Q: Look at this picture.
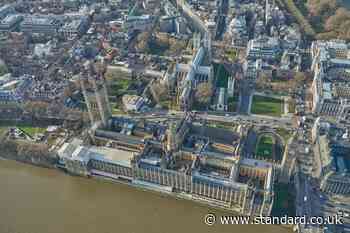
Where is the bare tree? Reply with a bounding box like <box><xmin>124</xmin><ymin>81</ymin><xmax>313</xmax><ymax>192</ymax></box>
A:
<box><xmin>195</xmin><ymin>83</ymin><xmax>214</xmax><ymax>104</ymax></box>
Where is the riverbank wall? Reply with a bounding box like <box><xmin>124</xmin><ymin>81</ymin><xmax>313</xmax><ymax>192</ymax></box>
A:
<box><xmin>0</xmin><ymin>139</ymin><xmax>292</xmax><ymax>231</ymax></box>
<box><xmin>90</xmin><ymin>172</ymin><xmax>244</xmax><ymax>214</ymax></box>
<box><xmin>0</xmin><ymin>153</ymin><xmax>293</xmax><ymax>231</ymax></box>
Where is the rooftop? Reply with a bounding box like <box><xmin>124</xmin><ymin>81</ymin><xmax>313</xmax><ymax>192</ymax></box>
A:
<box><xmin>89</xmin><ymin>146</ymin><xmax>134</xmax><ymax>168</ymax></box>
<box><xmin>62</xmin><ymin>19</ymin><xmax>83</xmax><ymax>29</ymax></box>
<box><xmin>58</xmin><ymin>139</ymin><xmax>135</xmax><ymax>168</ymax></box>
<box><xmin>122</xmin><ymin>94</ymin><xmax>144</xmax><ymax>105</ymax></box>
<box><xmin>0</xmin><ymin>4</ymin><xmax>12</xmax><ymax>14</ymax></box>
<box><xmin>189</xmin><ymin>125</ymin><xmax>240</xmax><ymax>145</ymax></box>
<box><xmin>22</xmin><ymin>15</ymin><xmax>59</xmax><ymax>26</ymax></box>
<box><xmin>0</xmin><ymin>14</ymin><xmax>22</xmax><ymax>24</ymax></box>
<box><xmin>127</xmin><ymin>15</ymin><xmax>152</xmax><ymax>21</ymax></box>
<box><xmin>241</xmin><ymin>158</ymin><xmax>273</xmax><ymax>169</ymax></box>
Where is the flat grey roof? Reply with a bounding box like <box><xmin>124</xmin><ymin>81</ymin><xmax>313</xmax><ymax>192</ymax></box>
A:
<box><xmin>89</xmin><ymin>147</ymin><xmax>134</xmax><ymax>167</ymax></box>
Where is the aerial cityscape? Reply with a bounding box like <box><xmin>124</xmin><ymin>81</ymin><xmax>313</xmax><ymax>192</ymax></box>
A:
<box><xmin>0</xmin><ymin>0</ymin><xmax>349</xmax><ymax>232</ymax></box>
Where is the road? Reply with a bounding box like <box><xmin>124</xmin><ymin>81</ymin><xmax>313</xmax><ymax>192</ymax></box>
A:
<box><xmin>291</xmin><ymin>106</ymin><xmax>349</xmax><ymax>233</ymax></box>
<box><xmin>118</xmin><ymin>110</ymin><xmax>295</xmax><ymax>129</ymax></box>
<box><xmin>293</xmin><ymin>111</ymin><xmax>322</xmax><ymax>233</ymax></box>
<box><xmin>295</xmin><ymin>170</ymin><xmax>323</xmax><ymax>233</ymax></box>
<box><xmin>238</xmin><ymin>78</ymin><xmax>254</xmax><ymax>115</ymax></box>
<box><xmin>215</xmin><ymin>0</ymin><xmax>229</xmax><ymax>40</ymax></box>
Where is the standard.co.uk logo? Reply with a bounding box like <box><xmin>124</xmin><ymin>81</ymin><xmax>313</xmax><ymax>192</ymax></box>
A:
<box><xmin>204</xmin><ymin>213</ymin><xmax>345</xmax><ymax>226</ymax></box>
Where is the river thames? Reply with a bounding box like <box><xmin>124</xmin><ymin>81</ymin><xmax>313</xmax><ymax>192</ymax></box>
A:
<box><xmin>0</xmin><ymin>159</ymin><xmax>291</xmax><ymax>233</ymax></box>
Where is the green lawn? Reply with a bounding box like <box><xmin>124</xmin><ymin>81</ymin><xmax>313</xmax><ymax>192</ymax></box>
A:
<box><xmin>0</xmin><ymin>121</ymin><xmax>48</xmax><ymax>138</ymax></box>
<box><xmin>110</xmin><ymin>102</ymin><xmax>124</xmax><ymax>115</ymax></box>
<box><xmin>19</xmin><ymin>127</ymin><xmax>46</xmax><ymax>137</ymax></box>
<box><xmin>112</xmin><ymin>107</ymin><xmax>123</xmax><ymax>115</ymax></box>
<box><xmin>276</xmin><ymin>127</ymin><xmax>292</xmax><ymax>142</ymax></box>
<box><xmin>0</xmin><ymin>127</ymin><xmax>8</xmax><ymax>136</ymax></box>
<box><xmin>228</xmin><ymin>96</ymin><xmax>238</xmax><ymax>112</ymax></box>
<box><xmin>214</xmin><ymin>63</ymin><xmax>230</xmax><ymax>88</ymax></box>
<box><xmin>192</xmin><ymin>102</ymin><xmax>207</xmax><ymax>111</ymax></box>
<box><xmin>256</xmin><ymin>135</ymin><xmax>274</xmax><ymax>159</ymax></box>
<box><xmin>109</xmin><ymin>79</ymin><xmax>132</xmax><ymax>97</ymax></box>
<box><xmin>225</xmin><ymin>49</ymin><xmax>237</xmax><ymax>61</ymax></box>
<box><xmin>272</xmin><ymin>183</ymin><xmax>296</xmax><ymax>217</ymax></box>
<box><xmin>118</xmin><ymin>79</ymin><xmax>130</xmax><ymax>89</ymax></box>
<box><xmin>251</xmin><ymin>95</ymin><xmax>283</xmax><ymax>117</ymax></box>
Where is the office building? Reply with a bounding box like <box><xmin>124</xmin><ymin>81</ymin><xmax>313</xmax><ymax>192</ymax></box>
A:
<box><xmin>313</xmin><ymin>119</ymin><xmax>350</xmax><ymax>195</ymax></box>
<box><xmin>311</xmin><ymin>40</ymin><xmax>350</xmax><ymax>120</ymax></box>
<box><xmin>0</xmin><ymin>15</ymin><xmax>23</xmax><ymax>32</ymax></box>
<box><xmin>21</xmin><ymin>15</ymin><xmax>62</xmax><ymax>35</ymax></box>
<box><xmin>247</xmin><ymin>36</ymin><xmax>281</xmax><ymax>61</ymax></box>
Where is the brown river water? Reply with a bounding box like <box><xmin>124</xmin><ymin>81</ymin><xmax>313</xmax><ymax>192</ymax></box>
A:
<box><xmin>0</xmin><ymin>159</ymin><xmax>291</xmax><ymax>233</ymax></box>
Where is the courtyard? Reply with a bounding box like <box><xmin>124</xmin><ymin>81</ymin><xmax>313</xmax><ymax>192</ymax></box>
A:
<box><xmin>256</xmin><ymin>135</ymin><xmax>274</xmax><ymax>159</ymax></box>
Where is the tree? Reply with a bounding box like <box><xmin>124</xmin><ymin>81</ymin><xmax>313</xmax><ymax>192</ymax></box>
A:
<box><xmin>0</xmin><ymin>140</ymin><xmax>17</xmax><ymax>155</ymax></box>
<box><xmin>63</xmin><ymin>85</ymin><xmax>73</xmax><ymax>98</ymax></box>
<box><xmin>135</xmin><ymin>32</ymin><xmax>150</xmax><ymax>51</ymax></box>
<box><xmin>17</xmin><ymin>142</ymin><xmax>48</xmax><ymax>158</ymax></box>
<box><xmin>306</xmin><ymin>0</ymin><xmax>350</xmax><ymax>40</ymax></box>
<box><xmin>307</xmin><ymin>0</ymin><xmax>337</xmax><ymax>17</ymax></box>
<box><xmin>168</xmin><ymin>40</ymin><xmax>186</xmax><ymax>56</ymax></box>
<box><xmin>256</xmin><ymin>73</ymin><xmax>271</xmax><ymax>90</ymax></box>
<box><xmin>195</xmin><ymin>83</ymin><xmax>213</xmax><ymax>104</ymax></box>
<box><xmin>24</xmin><ymin>101</ymin><xmax>49</xmax><ymax>119</ymax></box>
<box><xmin>150</xmin><ymin>82</ymin><xmax>168</xmax><ymax>103</ymax></box>
<box><xmin>325</xmin><ymin>8</ymin><xmax>350</xmax><ymax>31</ymax></box>
<box><xmin>338</xmin><ymin>20</ymin><xmax>350</xmax><ymax>40</ymax></box>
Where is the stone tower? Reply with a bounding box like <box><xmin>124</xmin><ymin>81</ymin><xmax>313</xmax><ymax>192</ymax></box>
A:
<box><xmin>193</xmin><ymin>32</ymin><xmax>201</xmax><ymax>52</ymax></box>
<box><xmin>166</xmin><ymin>121</ymin><xmax>177</xmax><ymax>152</ymax></box>
<box><xmin>227</xmin><ymin>76</ymin><xmax>235</xmax><ymax>97</ymax></box>
<box><xmin>80</xmin><ymin>61</ymin><xmax>111</xmax><ymax>128</ymax></box>
<box><xmin>203</xmin><ymin>32</ymin><xmax>212</xmax><ymax>63</ymax></box>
